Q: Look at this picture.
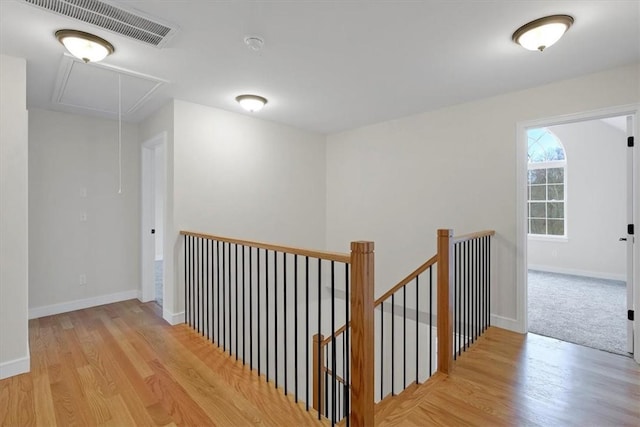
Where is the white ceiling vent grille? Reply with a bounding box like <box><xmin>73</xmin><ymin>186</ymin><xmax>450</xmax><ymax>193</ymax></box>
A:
<box><xmin>24</xmin><ymin>0</ymin><xmax>177</xmax><ymax>47</ymax></box>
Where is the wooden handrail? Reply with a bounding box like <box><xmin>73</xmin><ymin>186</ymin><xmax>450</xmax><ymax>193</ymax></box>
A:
<box><xmin>180</xmin><ymin>230</ymin><xmax>351</xmax><ymax>263</ymax></box>
<box><xmin>321</xmin><ymin>253</ymin><xmax>438</xmax><ymax>347</ymax></box>
<box><xmin>452</xmin><ymin>229</ymin><xmax>495</xmax><ymax>244</ymax></box>
<box><xmin>374</xmin><ymin>254</ymin><xmax>438</xmax><ymax>306</ymax></box>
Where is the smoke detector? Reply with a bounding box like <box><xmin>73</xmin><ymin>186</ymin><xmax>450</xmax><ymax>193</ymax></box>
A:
<box><xmin>244</xmin><ymin>36</ymin><xmax>264</xmax><ymax>51</ymax></box>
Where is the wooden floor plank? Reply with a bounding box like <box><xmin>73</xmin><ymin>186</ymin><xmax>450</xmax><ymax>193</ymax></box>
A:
<box><xmin>377</xmin><ymin>327</ymin><xmax>640</xmax><ymax>426</ymax></box>
<box><xmin>3</xmin><ymin>301</ymin><xmax>638</xmax><ymax>426</ymax></box>
<box><xmin>1</xmin><ymin>300</ymin><xmax>327</xmax><ymax>427</ymax></box>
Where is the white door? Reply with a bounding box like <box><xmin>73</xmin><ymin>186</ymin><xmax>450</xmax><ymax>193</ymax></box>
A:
<box><xmin>141</xmin><ymin>133</ymin><xmax>166</xmax><ymax>304</ymax></box>
<box><xmin>624</xmin><ymin>115</ymin><xmax>635</xmax><ymax>354</ymax></box>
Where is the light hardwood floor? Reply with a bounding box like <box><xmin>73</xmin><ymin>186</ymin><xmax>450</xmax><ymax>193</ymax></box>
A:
<box><xmin>2</xmin><ymin>301</ymin><xmax>639</xmax><ymax>426</ymax></box>
<box><xmin>0</xmin><ymin>300</ymin><xmax>327</xmax><ymax>426</ymax></box>
<box><xmin>375</xmin><ymin>327</ymin><xmax>640</xmax><ymax>426</ymax></box>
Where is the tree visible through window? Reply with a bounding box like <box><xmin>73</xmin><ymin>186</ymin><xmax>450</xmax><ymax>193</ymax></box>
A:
<box><xmin>527</xmin><ymin>128</ymin><xmax>566</xmax><ymax>236</ymax></box>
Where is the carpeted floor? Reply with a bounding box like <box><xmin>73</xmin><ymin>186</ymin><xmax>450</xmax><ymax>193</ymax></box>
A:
<box><xmin>155</xmin><ymin>259</ymin><xmax>163</xmax><ymax>307</ymax></box>
<box><xmin>528</xmin><ymin>270</ymin><xmax>628</xmax><ymax>356</ymax></box>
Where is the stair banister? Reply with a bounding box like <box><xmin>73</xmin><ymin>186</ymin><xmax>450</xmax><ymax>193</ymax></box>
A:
<box><xmin>437</xmin><ymin>229</ymin><xmax>454</xmax><ymax>374</ymax></box>
<box><xmin>349</xmin><ymin>241</ymin><xmax>375</xmax><ymax>427</ymax></box>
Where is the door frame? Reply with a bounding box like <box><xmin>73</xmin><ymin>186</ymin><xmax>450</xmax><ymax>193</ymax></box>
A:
<box><xmin>515</xmin><ymin>103</ymin><xmax>639</xmax><ymax>363</ymax></box>
<box><xmin>141</xmin><ymin>132</ymin><xmax>167</xmax><ymax>303</ymax></box>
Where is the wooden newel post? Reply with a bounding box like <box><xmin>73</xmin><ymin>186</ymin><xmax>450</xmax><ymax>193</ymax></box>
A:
<box><xmin>350</xmin><ymin>241</ymin><xmax>375</xmax><ymax>427</ymax></box>
<box><xmin>312</xmin><ymin>334</ymin><xmax>325</xmax><ymax>414</ymax></box>
<box><xmin>437</xmin><ymin>229</ymin><xmax>454</xmax><ymax>374</ymax></box>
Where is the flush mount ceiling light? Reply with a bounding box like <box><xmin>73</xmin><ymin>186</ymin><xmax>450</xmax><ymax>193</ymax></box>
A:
<box><xmin>55</xmin><ymin>29</ymin><xmax>115</xmax><ymax>63</ymax></box>
<box><xmin>512</xmin><ymin>15</ymin><xmax>574</xmax><ymax>52</ymax></box>
<box><xmin>236</xmin><ymin>94</ymin><xmax>268</xmax><ymax>112</ymax></box>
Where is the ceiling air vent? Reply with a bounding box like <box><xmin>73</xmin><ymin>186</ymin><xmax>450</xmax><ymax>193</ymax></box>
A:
<box><xmin>23</xmin><ymin>0</ymin><xmax>177</xmax><ymax>47</ymax></box>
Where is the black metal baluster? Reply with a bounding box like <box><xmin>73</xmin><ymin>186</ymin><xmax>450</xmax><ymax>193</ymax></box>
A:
<box><xmin>249</xmin><ymin>247</ymin><xmax>253</xmax><ymax>370</ymax></box>
<box><xmin>476</xmin><ymin>238</ymin><xmax>480</xmax><ymax>340</ymax></box>
<box><xmin>228</xmin><ymin>242</ymin><xmax>232</xmax><ymax>355</ymax></box>
<box><xmin>380</xmin><ymin>302</ymin><xmax>384</xmax><ymax>399</ymax></box>
<box><xmin>317</xmin><ymin>258</ymin><xmax>321</xmax><ymax>420</ymax></box>
<box><xmin>217</xmin><ymin>240</ymin><xmax>221</xmax><ymax>346</ymax></box>
<box><xmin>429</xmin><ymin>267</ymin><xmax>432</xmax><ymax>376</ymax></box>
<box><xmin>205</xmin><ymin>238</ymin><xmax>209</xmax><ymax>340</ymax></box>
<box><xmin>331</xmin><ymin>261</ymin><xmax>336</xmax><ymax>424</ymax></box>
<box><xmin>235</xmin><ymin>244</ymin><xmax>239</xmax><ymax>360</ymax></box>
<box><xmin>200</xmin><ymin>237</ymin><xmax>204</xmax><ymax>335</ymax></box>
<box><xmin>415</xmin><ymin>275</ymin><xmax>419</xmax><ymax>383</ymax></box>
<box><xmin>294</xmin><ymin>255</ymin><xmax>298</xmax><ymax>402</ymax></box>
<box><xmin>391</xmin><ymin>293</ymin><xmax>395</xmax><ymax>396</ymax></box>
<box><xmin>275</xmin><ymin>251</ymin><xmax>278</xmax><ymax>389</ymax></box>
<box><xmin>305</xmin><ymin>256</ymin><xmax>309</xmax><ymax>411</ymax></box>
<box><xmin>284</xmin><ymin>253</ymin><xmax>288</xmax><ymax>396</ymax></box>
<box><xmin>465</xmin><ymin>241</ymin><xmax>469</xmax><ymax>350</ymax></box>
<box><xmin>196</xmin><ymin>237</ymin><xmax>200</xmax><ymax>333</ymax></box>
<box><xmin>191</xmin><ymin>235</ymin><xmax>195</xmax><ymax>328</ymax></box>
<box><xmin>242</xmin><ymin>245</ymin><xmax>246</xmax><ymax>364</ymax></box>
<box><xmin>185</xmin><ymin>235</ymin><xmax>188</xmax><ymax>326</ymax></box>
<box><xmin>345</xmin><ymin>263</ymin><xmax>350</xmax><ymax>426</ymax></box>
<box><xmin>266</xmin><ymin>250</ymin><xmax>270</xmax><ymax>383</ymax></box>
<box><xmin>454</xmin><ymin>243</ymin><xmax>458</xmax><ymax>357</ymax></box>
<box><xmin>185</xmin><ymin>235</ymin><xmax>189</xmax><ymax>326</ymax></box>
<box><xmin>222</xmin><ymin>242</ymin><xmax>226</xmax><ymax>351</ymax></box>
<box><xmin>486</xmin><ymin>236</ymin><xmax>490</xmax><ymax>330</ymax></box>
<box><xmin>257</xmin><ymin>248</ymin><xmax>261</xmax><ymax>376</ymax></box>
<box><xmin>403</xmin><ymin>285</ymin><xmax>406</xmax><ymax>389</ymax></box>
<box><xmin>488</xmin><ymin>236</ymin><xmax>492</xmax><ymax>327</ymax></box>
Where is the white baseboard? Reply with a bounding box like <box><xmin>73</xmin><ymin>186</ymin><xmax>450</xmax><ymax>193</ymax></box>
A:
<box><xmin>29</xmin><ymin>290</ymin><xmax>138</xmax><ymax>319</ymax></box>
<box><xmin>528</xmin><ymin>264</ymin><xmax>625</xmax><ymax>281</ymax></box>
<box><xmin>491</xmin><ymin>314</ymin><xmax>523</xmax><ymax>333</ymax></box>
<box><xmin>0</xmin><ymin>354</ymin><xmax>30</xmax><ymax>380</ymax></box>
<box><xmin>163</xmin><ymin>309</ymin><xmax>184</xmax><ymax>325</ymax></box>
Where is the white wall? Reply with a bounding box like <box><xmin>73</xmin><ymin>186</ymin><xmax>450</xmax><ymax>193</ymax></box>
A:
<box><xmin>172</xmin><ymin>100</ymin><xmax>327</xmax><ymax>316</ymax></box>
<box><xmin>28</xmin><ymin>109</ymin><xmax>140</xmax><ymax>316</ymax></box>
<box><xmin>326</xmin><ymin>63</ymin><xmax>640</xmax><ymax>327</ymax></box>
<box><xmin>528</xmin><ymin>120</ymin><xmax>627</xmax><ymax>280</ymax></box>
<box><xmin>0</xmin><ymin>54</ymin><xmax>30</xmax><ymax>379</ymax></box>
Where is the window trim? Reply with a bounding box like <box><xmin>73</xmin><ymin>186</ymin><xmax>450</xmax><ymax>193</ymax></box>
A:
<box><xmin>527</xmin><ymin>129</ymin><xmax>567</xmax><ymax>238</ymax></box>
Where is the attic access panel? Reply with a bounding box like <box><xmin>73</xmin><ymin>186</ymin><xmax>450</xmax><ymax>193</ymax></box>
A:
<box><xmin>52</xmin><ymin>55</ymin><xmax>166</xmax><ymax>116</ymax></box>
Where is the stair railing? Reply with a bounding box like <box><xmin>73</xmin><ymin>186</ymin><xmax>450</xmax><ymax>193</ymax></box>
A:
<box><xmin>180</xmin><ymin>231</ymin><xmax>374</xmax><ymax>426</ymax></box>
<box><xmin>181</xmin><ymin>229</ymin><xmax>494</xmax><ymax>427</ymax></box>
<box><xmin>314</xmin><ymin>229</ymin><xmax>495</xmax><ymax>424</ymax></box>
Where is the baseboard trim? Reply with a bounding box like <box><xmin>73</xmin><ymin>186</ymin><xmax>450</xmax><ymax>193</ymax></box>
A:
<box><xmin>163</xmin><ymin>309</ymin><xmax>184</xmax><ymax>325</ymax></box>
<box><xmin>29</xmin><ymin>290</ymin><xmax>138</xmax><ymax>319</ymax></box>
<box><xmin>0</xmin><ymin>354</ymin><xmax>30</xmax><ymax>380</ymax></box>
<box><xmin>491</xmin><ymin>314</ymin><xmax>522</xmax><ymax>333</ymax></box>
<box><xmin>528</xmin><ymin>265</ymin><xmax>625</xmax><ymax>282</ymax></box>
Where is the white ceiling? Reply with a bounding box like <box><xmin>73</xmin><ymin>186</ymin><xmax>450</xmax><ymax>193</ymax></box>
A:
<box><xmin>1</xmin><ymin>0</ymin><xmax>638</xmax><ymax>134</ymax></box>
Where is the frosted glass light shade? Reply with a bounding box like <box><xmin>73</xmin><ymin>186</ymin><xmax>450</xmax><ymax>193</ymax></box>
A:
<box><xmin>236</xmin><ymin>94</ymin><xmax>268</xmax><ymax>112</ymax></box>
<box><xmin>512</xmin><ymin>15</ymin><xmax>574</xmax><ymax>51</ymax></box>
<box><xmin>55</xmin><ymin>30</ymin><xmax>114</xmax><ymax>63</ymax></box>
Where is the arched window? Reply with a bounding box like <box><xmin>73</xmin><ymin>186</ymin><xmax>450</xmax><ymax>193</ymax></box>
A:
<box><xmin>527</xmin><ymin>128</ymin><xmax>566</xmax><ymax>236</ymax></box>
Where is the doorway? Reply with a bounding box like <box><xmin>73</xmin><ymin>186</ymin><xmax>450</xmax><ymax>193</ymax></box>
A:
<box><xmin>142</xmin><ymin>133</ymin><xmax>166</xmax><ymax>306</ymax></box>
<box><xmin>516</xmin><ymin>106</ymin><xmax>638</xmax><ymax>360</ymax></box>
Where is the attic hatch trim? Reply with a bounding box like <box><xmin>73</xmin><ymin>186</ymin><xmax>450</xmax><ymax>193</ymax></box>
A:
<box><xmin>23</xmin><ymin>0</ymin><xmax>178</xmax><ymax>47</ymax></box>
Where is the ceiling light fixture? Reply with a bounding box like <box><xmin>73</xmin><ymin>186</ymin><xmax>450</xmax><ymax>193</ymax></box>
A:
<box><xmin>236</xmin><ymin>94</ymin><xmax>268</xmax><ymax>112</ymax></box>
<box><xmin>55</xmin><ymin>29</ymin><xmax>115</xmax><ymax>63</ymax></box>
<box><xmin>512</xmin><ymin>15</ymin><xmax>574</xmax><ymax>52</ymax></box>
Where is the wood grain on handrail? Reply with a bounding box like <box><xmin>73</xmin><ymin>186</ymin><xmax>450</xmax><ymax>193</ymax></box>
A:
<box><xmin>180</xmin><ymin>230</ymin><xmax>350</xmax><ymax>263</ymax></box>
<box><xmin>320</xmin><ymin>253</ymin><xmax>438</xmax><ymax>347</ymax></box>
<box><xmin>452</xmin><ymin>229</ymin><xmax>495</xmax><ymax>244</ymax></box>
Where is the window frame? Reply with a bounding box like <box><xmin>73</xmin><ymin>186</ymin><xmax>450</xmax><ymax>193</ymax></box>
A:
<box><xmin>527</xmin><ymin>130</ymin><xmax>568</xmax><ymax>239</ymax></box>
